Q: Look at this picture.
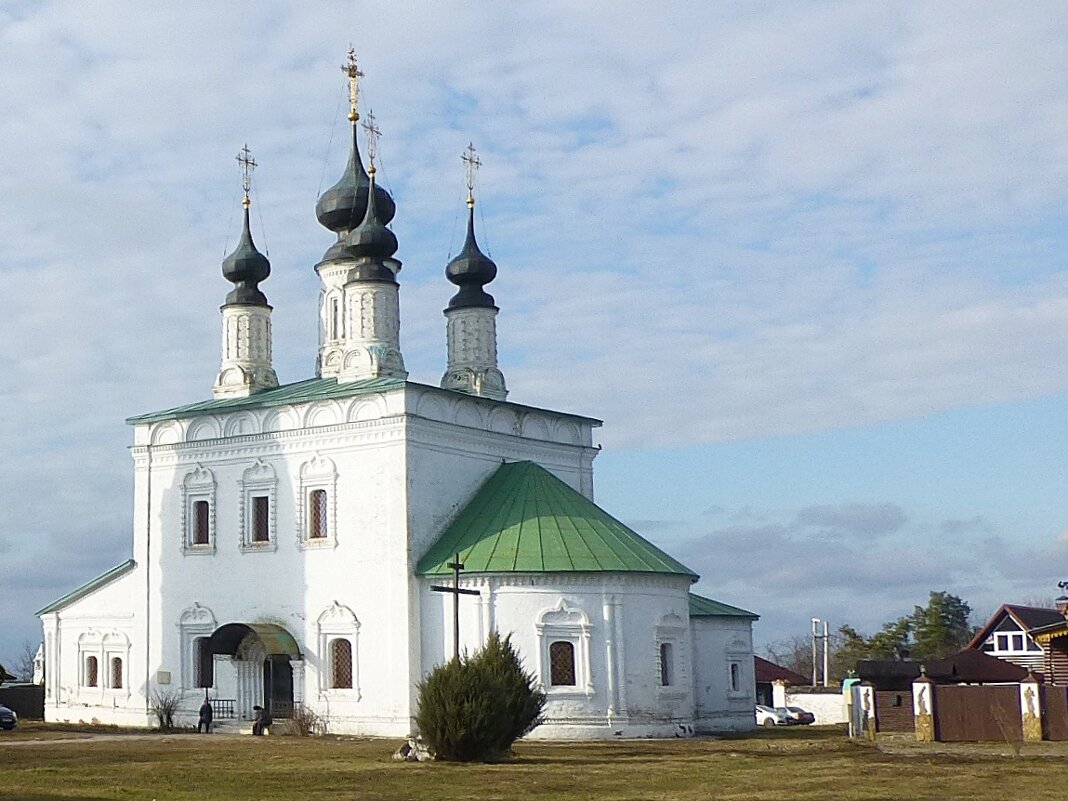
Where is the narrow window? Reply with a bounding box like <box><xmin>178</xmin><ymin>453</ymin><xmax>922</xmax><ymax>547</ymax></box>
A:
<box><xmin>252</xmin><ymin>496</ymin><xmax>270</xmax><ymax>542</ymax></box>
<box><xmin>309</xmin><ymin>489</ymin><xmax>328</xmax><ymax>539</ymax></box>
<box><xmin>85</xmin><ymin>656</ymin><xmax>98</xmax><ymax>687</ymax></box>
<box><xmin>111</xmin><ymin>657</ymin><xmax>123</xmax><ymax>689</ymax></box>
<box><xmin>660</xmin><ymin>642</ymin><xmax>674</xmax><ymax>686</ymax></box>
<box><xmin>195</xmin><ymin>637</ymin><xmax>214</xmax><ymax>688</ymax></box>
<box><xmin>193</xmin><ymin>500</ymin><xmax>210</xmax><ymax>545</ymax></box>
<box><xmin>549</xmin><ymin>641</ymin><xmax>576</xmax><ymax>686</ymax></box>
<box><xmin>330</xmin><ymin>639</ymin><xmax>353</xmax><ymax>689</ymax></box>
<box><xmin>730</xmin><ymin>661</ymin><xmax>740</xmax><ymax>692</ymax></box>
<box><xmin>330</xmin><ymin>297</ymin><xmax>340</xmax><ymax>340</ymax></box>
<box><xmin>1011</xmin><ymin>634</ymin><xmax>1025</xmax><ymax>651</ymax></box>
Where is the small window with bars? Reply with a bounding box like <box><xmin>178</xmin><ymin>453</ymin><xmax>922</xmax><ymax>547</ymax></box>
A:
<box><xmin>252</xmin><ymin>496</ymin><xmax>270</xmax><ymax>543</ymax></box>
<box><xmin>192</xmin><ymin>500</ymin><xmax>210</xmax><ymax>545</ymax></box>
<box><xmin>309</xmin><ymin>490</ymin><xmax>328</xmax><ymax>539</ymax></box>
<box><xmin>85</xmin><ymin>655</ymin><xmax>98</xmax><ymax>687</ymax></box>
<box><xmin>330</xmin><ymin>638</ymin><xmax>353</xmax><ymax>689</ymax></box>
<box><xmin>110</xmin><ymin>656</ymin><xmax>123</xmax><ymax>689</ymax></box>
<box><xmin>549</xmin><ymin>641</ymin><xmax>576</xmax><ymax>686</ymax></box>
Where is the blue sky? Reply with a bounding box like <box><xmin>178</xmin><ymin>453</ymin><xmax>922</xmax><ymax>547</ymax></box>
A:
<box><xmin>2</xmin><ymin>1</ymin><xmax>1068</xmax><ymax>669</ymax></box>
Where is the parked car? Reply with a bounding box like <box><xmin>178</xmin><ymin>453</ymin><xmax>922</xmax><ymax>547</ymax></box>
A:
<box><xmin>755</xmin><ymin>704</ymin><xmax>791</xmax><ymax>726</ymax></box>
<box><xmin>0</xmin><ymin>704</ymin><xmax>17</xmax><ymax>731</ymax></box>
<box><xmin>784</xmin><ymin>705</ymin><xmax>815</xmax><ymax>725</ymax></box>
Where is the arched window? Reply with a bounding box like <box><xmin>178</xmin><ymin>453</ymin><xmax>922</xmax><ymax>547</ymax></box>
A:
<box><xmin>330</xmin><ymin>639</ymin><xmax>353</xmax><ymax>689</ymax></box>
<box><xmin>549</xmin><ymin>641</ymin><xmax>576</xmax><ymax>686</ymax></box>
<box><xmin>309</xmin><ymin>490</ymin><xmax>328</xmax><ymax>539</ymax></box>
<box><xmin>85</xmin><ymin>656</ymin><xmax>98</xmax><ymax>687</ymax></box>
<box><xmin>659</xmin><ymin>642</ymin><xmax>674</xmax><ymax>686</ymax></box>
<box><xmin>193</xmin><ymin>501</ymin><xmax>210</xmax><ymax>545</ymax></box>
<box><xmin>110</xmin><ymin>656</ymin><xmax>123</xmax><ymax>689</ymax></box>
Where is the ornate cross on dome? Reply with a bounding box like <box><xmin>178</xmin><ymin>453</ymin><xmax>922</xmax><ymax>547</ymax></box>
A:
<box><xmin>362</xmin><ymin>110</ymin><xmax>381</xmax><ymax>170</ymax></box>
<box><xmin>462</xmin><ymin>142</ymin><xmax>481</xmax><ymax>207</ymax></box>
<box><xmin>237</xmin><ymin>144</ymin><xmax>257</xmax><ymax>208</ymax></box>
<box><xmin>342</xmin><ymin>47</ymin><xmax>363</xmax><ymax>122</ymax></box>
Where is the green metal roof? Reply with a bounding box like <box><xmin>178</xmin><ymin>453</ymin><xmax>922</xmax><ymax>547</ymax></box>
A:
<box><xmin>126</xmin><ymin>376</ymin><xmax>405</xmax><ymax>425</ymax></box>
<box><xmin>36</xmin><ymin>559</ymin><xmax>137</xmax><ymax>616</ymax></box>
<box><xmin>125</xmin><ymin>377</ymin><xmax>601</xmax><ymax>427</ymax></box>
<box><xmin>688</xmin><ymin>592</ymin><xmax>759</xmax><ymax>620</ymax></box>
<box><xmin>417</xmin><ymin>461</ymin><xmax>697</xmax><ymax>578</ymax></box>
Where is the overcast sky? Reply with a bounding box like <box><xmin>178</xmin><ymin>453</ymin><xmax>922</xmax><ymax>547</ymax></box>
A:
<box><xmin>2</xmin><ymin>1</ymin><xmax>1068</xmax><ymax>671</ymax></box>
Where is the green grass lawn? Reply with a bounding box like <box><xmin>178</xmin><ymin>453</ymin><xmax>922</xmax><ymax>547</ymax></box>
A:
<box><xmin>1</xmin><ymin>724</ymin><xmax>1062</xmax><ymax>801</ymax></box>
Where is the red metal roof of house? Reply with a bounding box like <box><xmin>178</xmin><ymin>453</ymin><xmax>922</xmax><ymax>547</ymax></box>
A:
<box><xmin>754</xmin><ymin>655</ymin><xmax>809</xmax><ymax>685</ymax></box>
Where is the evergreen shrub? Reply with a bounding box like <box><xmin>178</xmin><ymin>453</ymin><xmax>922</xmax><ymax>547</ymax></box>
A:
<box><xmin>415</xmin><ymin>632</ymin><xmax>545</xmax><ymax>762</ymax></box>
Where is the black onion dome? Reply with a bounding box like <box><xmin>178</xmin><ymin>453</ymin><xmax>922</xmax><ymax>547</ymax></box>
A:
<box><xmin>222</xmin><ymin>207</ymin><xmax>270</xmax><ymax>306</ymax></box>
<box><xmin>446</xmin><ymin>206</ymin><xmax>497</xmax><ymax>309</ymax></box>
<box><xmin>316</xmin><ymin>123</ymin><xmax>396</xmax><ymax>233</ymax></box>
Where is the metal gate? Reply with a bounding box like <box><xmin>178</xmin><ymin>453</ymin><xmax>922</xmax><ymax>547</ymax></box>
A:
<box><xmin>1042</xmin><ymin>685</ymin><xmax>1068</xmax><ymax>741</ymax></box>
<box><xmin>935</xmin><ymin>685</ymin><xmax>1021</xmax><ymax>742</ymax></box>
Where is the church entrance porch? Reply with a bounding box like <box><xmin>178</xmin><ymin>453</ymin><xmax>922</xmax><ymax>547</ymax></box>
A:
<box><xmin>206</xmin><ymin>623</ymin><xmax>301</xmax><ymax>720</ymax></box>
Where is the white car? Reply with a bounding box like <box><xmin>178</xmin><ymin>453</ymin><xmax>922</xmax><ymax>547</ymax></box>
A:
<box><xmin>755</xmin><ymin>704</ymin><xmax>791</xmax><ymax>727</ymax></box>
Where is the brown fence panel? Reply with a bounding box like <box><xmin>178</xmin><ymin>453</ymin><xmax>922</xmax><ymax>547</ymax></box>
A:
<box><xmin>935</xmin><ymin>685</ymin><xmax>1021</xmax><ymax>742</ymax></box>
<box><xmin>0</xmin><ymin>685</ymin><xmax>45</xmax><ymax>719</ymax></box>
<box><xmin>874</xmin><ymin>690</ymin><xmax>914</xmax><ymax>732</ymax></box>
<box><xmin>1042</xmin><ymin>685</ymin><xmax>1068</xmax><ymax>741</ymax></box>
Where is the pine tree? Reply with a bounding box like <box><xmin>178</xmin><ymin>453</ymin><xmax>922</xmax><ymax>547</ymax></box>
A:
<box><xmin>415</xmin><ymin>632</ymin><xmax>545</xmax><ymax>762</ymax></box>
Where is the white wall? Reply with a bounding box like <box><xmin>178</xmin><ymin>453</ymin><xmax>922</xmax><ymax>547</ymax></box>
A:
<box><xmin>691</xmin><ymin>617</ymin><xmax>756</xmax><ymax>733</ymax></box>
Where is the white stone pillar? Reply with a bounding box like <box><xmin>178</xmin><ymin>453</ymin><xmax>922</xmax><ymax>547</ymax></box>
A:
<box><xmin>602</xmin><ymin>595</ymin><xmax>618</xmax><ymax>720</ymax></box>
<box><xmin>213</xmin><ymin>305</ymin><xmax>278</xmax><ymax>399</ymax></box>
<box><xmin>1021</xmin><ymin>672</ymin><xmax>1042</xmax><ymax>742</ymax></box>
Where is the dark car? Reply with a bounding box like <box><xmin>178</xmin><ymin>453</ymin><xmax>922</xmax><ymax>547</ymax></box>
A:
<box><xmin>784</xmin><ymin>705</ymin><xmax>815</xmax><ymax>725</ymax></box>
<box><xmin>0</xmin><ymin>704</ymin><xmax>17</xmax><ymax>730</ymax></box>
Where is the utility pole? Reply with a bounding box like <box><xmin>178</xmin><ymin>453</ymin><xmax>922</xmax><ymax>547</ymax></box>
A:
<box><xmin>811</xmin><ymin>617</ymin><xmax>831</xmax><ymax>687</ymax></box>
<box><xmin>823</xmin><ymin>619</ymin><xmax>830</xmax><ymax>688</ymax></box>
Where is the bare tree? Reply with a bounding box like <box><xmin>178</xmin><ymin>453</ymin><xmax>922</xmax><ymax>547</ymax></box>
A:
<box><xmin>13</xmin><ymin>640</ymin><xmax>39</xmax><ymax>682</ymax></box>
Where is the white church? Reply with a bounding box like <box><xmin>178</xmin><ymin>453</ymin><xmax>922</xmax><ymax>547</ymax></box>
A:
<box><xmin>37</xmin><ymin>55</ymin><xmax>759</xmax><ymax>738</ymax></box>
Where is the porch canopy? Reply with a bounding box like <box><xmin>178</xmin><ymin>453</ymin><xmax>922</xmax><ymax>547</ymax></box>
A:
<box><xmin>208</xmin><ymin>622</ymin><xmax>301</xmax><ymax>658</ymax></box>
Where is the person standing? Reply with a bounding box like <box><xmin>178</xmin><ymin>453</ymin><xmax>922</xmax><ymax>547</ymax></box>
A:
<box><xmin>197</xmin><ymin>698</ymin><xmax>213</xmax><ymax>733</ymax></box>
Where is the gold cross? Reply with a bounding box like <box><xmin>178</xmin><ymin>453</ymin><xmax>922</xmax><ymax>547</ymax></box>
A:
<box><xmin>462</xmin><ymin>142</ymin><xmax>481</xmax><ymax>206</ymax></box>
<box><xmin>342</xmin><ymin>47</ymin><xmax>363</xmax><ymax>122</ymax></box>
<box><xmin>237</xmin><ymin>144</ymin><xmax>257</xmax><ymax>207</ymax></box>
<box><xmin>362</xmin><ymin>110</ymin><xmax>381</xmax><ymax>171</ymax></box>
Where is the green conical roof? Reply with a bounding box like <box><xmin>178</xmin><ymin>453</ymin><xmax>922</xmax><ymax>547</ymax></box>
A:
<box><xmin>417</xmin><ymin>461</ymin><xmax>697</xmax><ymax>578</ymax></box>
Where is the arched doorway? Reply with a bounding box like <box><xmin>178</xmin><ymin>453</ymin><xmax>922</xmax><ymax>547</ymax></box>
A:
<box><xmin>206</xmin><ymin>623</ymin><xmax>300</xmax><ymax>720</ymax></box>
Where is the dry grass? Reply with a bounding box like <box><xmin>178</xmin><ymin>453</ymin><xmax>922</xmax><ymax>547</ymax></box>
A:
<box><xmin>1</xmin><ymin>724</ymin><xmax>1062</xmax><ymax>801</ymax></box>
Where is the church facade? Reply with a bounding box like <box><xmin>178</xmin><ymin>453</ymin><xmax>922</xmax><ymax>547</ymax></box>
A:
<box><xmin>37</xmin><ymin>57</ymin><xmax>758</xmax><ymax>739</ymax></box>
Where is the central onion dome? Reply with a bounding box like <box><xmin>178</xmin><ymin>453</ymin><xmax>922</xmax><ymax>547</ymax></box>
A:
<box><xmin>445</xmin><ymin>203</ymin><xmax>497</xmax><ymax>309</ymax></box>
<box><xmin>222</xmin><ymin>204</ymin><xmax>270</xmax><ymax>306</ymax></box>
<box><xmin>316</xmin><ymin>123</ymin><xmax>396</xmax><ymax>238</ymax></box>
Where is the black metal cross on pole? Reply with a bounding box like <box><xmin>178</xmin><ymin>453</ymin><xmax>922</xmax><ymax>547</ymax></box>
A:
<box><xmin>430</xmin><ymin>552</ymin><xmax>481</xmax><ymax>661</ymax></box>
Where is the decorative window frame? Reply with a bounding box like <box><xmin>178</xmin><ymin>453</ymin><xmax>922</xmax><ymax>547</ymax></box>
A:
<box><xmin>181</xmin><ymin>464</ymin><xmax>216</xmax><ymax>554</ymax></box>
<box><xmin>77</xmin><ymin>630</ymin><xmax>129</xmax><ymax>698</ymax></box>
<box><xmin>536</xmin><ymin>599</ymin><xmax>593</xmax><ymax>698</ymax></box>
<box><xmin>178</xmin><ymin>603</ymin><xmax>217</xmax><ymax>691</ymax></box>
<box><xmin>655</xmin><ymin>611</ymin><xmax>688</xmax><ymax>700</ymax></box>
<box><xmin>239</xmin><ymin>459</ymin><xmax>278</xmax><ymax>552</ymax></box>
<box><xmin>725</xmin><ymin>634</ymin><xmax>752</xmax><ymax>700</ymax></box>
<box><xmin>297</xmin><ymin>454</ymin><xmax>338</xmax><ymax>550</ymax></box>
<box><xmin>317</xmin><ymin>602</ymin><xmax>361</xmax><ymax>700</ymax></box>
<box><xmin>102</xmin><ymin>632</ymin><xmax>131</xmax><ymax>695</ymax></box>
